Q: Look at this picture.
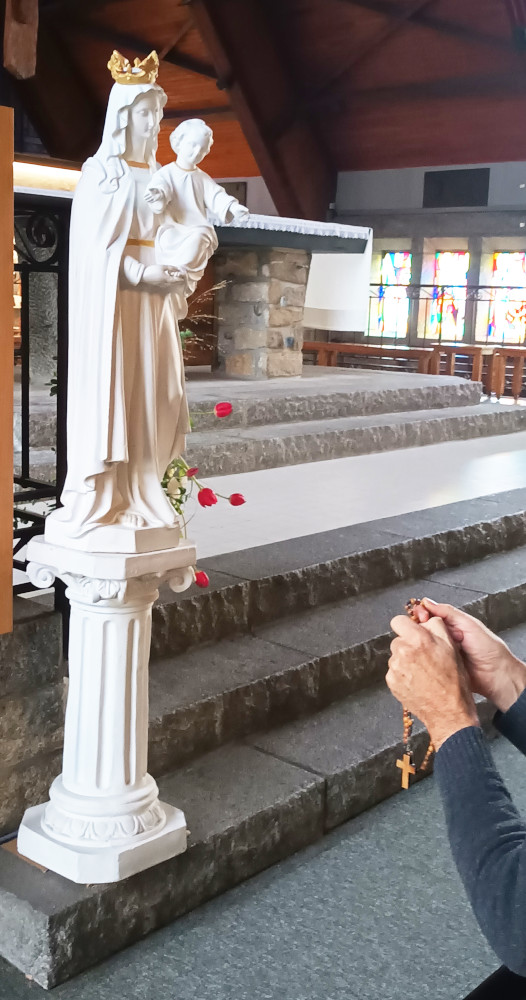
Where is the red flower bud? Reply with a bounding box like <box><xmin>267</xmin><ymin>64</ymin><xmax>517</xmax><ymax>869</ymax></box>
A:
<box><xmin>186</xmin><ymin>467</ymin><xmax>199</xmax><ymax>478</ymax></box>
<box><xmin>197</xmin><ymin>487</ymin><xmax>217</xmax><ymax>508</ymax></box>
<box><xmin>214</xmin><ymin>402</ymin><xmax>233</xmax><ymax>418</ymax></box>
<box><xmin>194</xmin><ymin>570</ymin><xmax>210</xmax><ymax>588</ymax></box>
<box><xmin>229</xmin><ymin>493</ymin><xmax>246</xmax><ymax>506</ymax></box>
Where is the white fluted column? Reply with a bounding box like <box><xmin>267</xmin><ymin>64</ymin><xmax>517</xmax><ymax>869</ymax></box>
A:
<box><xmin>17</xmin><ymin>537</ymin><xmax>196</xmax><ymax>884</ymax></box>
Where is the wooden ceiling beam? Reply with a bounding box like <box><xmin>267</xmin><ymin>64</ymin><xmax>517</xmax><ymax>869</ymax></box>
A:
<box><xmin>40</xmin><ymin>13</ymin><xmax>218</xmax><ymax>79</ymax></box>
<box><xmin>163</xmin><ymin>105</ymin><xmax>235</xmax><ymax>121</ymax></box>
<box><xmin>334</xmin><ymin>0</ymin><xmax>515</xmax><ymax>51</ymax></box>
<box><xmin>12</xmin><ymin>20</ymin><xmax>102</xmax><ymax>159</ymax></box>
<box><xmin>314</xmin><ymin>70</ymin><xmax>526</xmax><ymax>111</ymax></box>
<box><xmin>4</xmin><ymin>0</ymin><xmax>38</xmax><ymax>79</ymax></box>
<box><xmin>189</xmin><ymin>0</ymin><xmax>335</xmax><ymax>219</ymax></box>
<box><xmin>307</xmin><ymin>0</ymin><xmax>437</xmax><ymax>106</ymax></box>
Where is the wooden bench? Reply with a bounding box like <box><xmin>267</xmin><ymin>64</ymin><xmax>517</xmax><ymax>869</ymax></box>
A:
<box><xmin>490</xmin><ymin>346</ymin><xmax>526</xmax><ymax>400</ymax></box>
<box><xmin>429</xmin><ymin>343</ymin><xmax>520</xmax><ymax>398</ymax></box>
<box><xmin>302</xmin><ymin>341</ymin><xmax>434</xmax><ymax>375</ymax></box>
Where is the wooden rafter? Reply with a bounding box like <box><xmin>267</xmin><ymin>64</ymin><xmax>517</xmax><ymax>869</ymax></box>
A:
<box><xmin>334</xmin><ymin>0</ymin><xmax>515</xmax><ymax>51</ymax></box>
<box><xmin>308</xmin><ymin>0</ymin><xmax>437</xmax><ymax>103</ymax></box>
<box><xmin>14</xmin><ymin>21</ymin><xmax>102</xmax><ymax>160</ymax></box>
<box><xmin>4</xmin><ymin>0</ymin><xmax>38</xmax><ymax>79</ymax></box>
<box><xmin>40</xmin><ymin>12</ymin><xmax>217</xmax><ymax>79</ymax></box>
<box><xmin>190</xmin><ymin>0</ymin><xmax>335</xmax><ymax>219</ymax></box>
<box><xmin>324</xmin><ymin>69</ymin><xmax>526</xmax><ymax>108</ymax></box>
<box><xmin>163</xmin><ymin>104</ymin><xmax>235</xmax><ymax>121</ymax></box>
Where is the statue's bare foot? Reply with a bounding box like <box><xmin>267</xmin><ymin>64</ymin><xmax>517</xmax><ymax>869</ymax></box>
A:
<box><xmin>117</xmin><ymin>511</ymin><xmax>146</xmax><ymax>528</ymax></box>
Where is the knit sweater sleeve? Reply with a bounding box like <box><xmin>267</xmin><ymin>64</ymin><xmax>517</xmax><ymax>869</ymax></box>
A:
<box><xmin>493</xmin><ymin>689</ymin><xmax>526</xmax><ymax>755</ymax></box>
<box><xmin>434</xmin><ymin>724</ymin><xmax>526</xmax><ymax>976</ymax></box>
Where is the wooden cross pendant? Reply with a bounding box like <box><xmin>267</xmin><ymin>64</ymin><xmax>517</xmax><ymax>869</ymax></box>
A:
<box><xmin>397</xmin><ymin>753</ymin><xmax>416</xmax><ymax>790</ymax></box>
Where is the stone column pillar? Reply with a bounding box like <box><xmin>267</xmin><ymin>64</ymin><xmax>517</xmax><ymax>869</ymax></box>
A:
<box><xmin>17</xmin><ymin>537</ymin><xmax>196</xmax><ymax>884</ymax></box>
<box><xmin>464</xmin><ymin>237</ymin><xmax>483</xmax><ymax>345</ymax></box>
<box><xmin>214</xmin><ymin>247</ymin><xmax>311</xmax><ymax>378</ymax></box>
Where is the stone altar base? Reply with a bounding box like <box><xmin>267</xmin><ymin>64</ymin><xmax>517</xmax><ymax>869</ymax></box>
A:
<box><xmin>17</xmin><ymin>536</ymin><xmax>196</xmax><ymax>884</ymax></box>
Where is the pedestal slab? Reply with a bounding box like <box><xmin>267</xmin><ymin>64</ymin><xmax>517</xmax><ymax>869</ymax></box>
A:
<box><xmin>17</xmin><ymin>536</ymin><xmax>196</xmax><ymax>884</ymax></box>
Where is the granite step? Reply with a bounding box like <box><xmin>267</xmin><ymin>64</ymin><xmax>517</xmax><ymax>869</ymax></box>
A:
<box><xmin>151</xmin><ymin>490</ymin><xmax>526</xmax><ymax>657</ymax></box>
<box><xmin>0</xmin><ymin>683</ymin><xmax>494</xmax><ymax>989</ymax></box>
<box><xmin>146</xmin><ymin>543</ymin><xmax>526</xmax><ymax>776</ymax></box>
<box><xmin>186</xmin><ymin>373</ymin><xmax>481</xmax><ymax>430</ymax></box>
<box><xmin>14</xmin><ymin>399</ymin><xmax>509</xmax><ymax>484</ymax></box>
<box><xmin>13</xmin><ymin>371</ymin><xmax>480</xmax><ymax>455</ymax></box>
<box><xmin>186</xmin><ymin>403</ymin><xmax>526</xmax><ymax>475</ymax></box>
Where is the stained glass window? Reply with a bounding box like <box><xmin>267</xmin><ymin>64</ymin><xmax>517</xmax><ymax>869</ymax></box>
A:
<box><xmin>486</xmin><ymin>252</ymin><xmax>526</xmax><ymax>344</ymax></box>
<box><xmin>369</xmin><ymin>251</ymin><xmax>412</xmax><ymax>339</ymax></box>
<box><xmin>428</xmin><ymin>251</ymin><xmax>470</xmax><ymax>341</ymax></box>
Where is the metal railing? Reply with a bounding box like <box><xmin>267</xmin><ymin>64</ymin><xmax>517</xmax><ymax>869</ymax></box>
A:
<box><xmin>366</xmin><ymin>283</ymin><xmax>526</xmax><ymax>345</ymax></box>
<box><xmin>13</xmin><ymin>192</ymin><xmax>69</xmax><ymax>608</ymax></box>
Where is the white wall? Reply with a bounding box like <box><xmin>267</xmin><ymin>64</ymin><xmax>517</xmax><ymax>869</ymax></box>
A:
<box><xmin>217</xmin><ymin>175</ymin><xmax>278</xmax><ymax>215</ymax></box>
<box><xmin>336</xmin><ymin>162</ymin><xmax>526</xmax><ymax>214</ymax></box>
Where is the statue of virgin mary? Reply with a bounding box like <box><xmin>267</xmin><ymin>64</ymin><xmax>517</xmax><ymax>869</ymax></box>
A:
<box><xmin>46</xmin><ymin>52</ymin><xmax>190</xmax><ymax>548</ymax></box>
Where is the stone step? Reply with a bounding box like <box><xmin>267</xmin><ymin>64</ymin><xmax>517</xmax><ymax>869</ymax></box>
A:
<box><xmin>186</xmin><ymin>371</ymin><xmax>481</xmax><ymax>430</ymax></box>
<box><xmin>15</xmin><ymin>398</ymin><xmax>504</xmax><ymax>484</ymax></box>
<box><xmin>151</xmin><ymin>490</ymin><xmax>526</xmax><ymax>657</ymax></box>
<box><xmin>0</xmin><ymin>684</ymin><xmax>494</xmax><ymax>989</ymax></box>
<box><xmin>13</xmin><ymin>372</ymin><xmax>480</xmax><ymax>455</ymax></box>
<box><xmin>186</xmin><ymin>403</ymin><xmax>526</xmax><ymax>475</ymax></box>
<box><xmin>147</xmin><ymin>543</ymin><xmax>526</xmax><ymax>776</ymax></box>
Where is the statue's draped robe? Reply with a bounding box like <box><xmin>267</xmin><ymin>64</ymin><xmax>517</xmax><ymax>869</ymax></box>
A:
<box><xmin>57</xmin><ymin>157</ymin><xmax>190</xmax><ymax>534</ymax></box>
<box><xmin>148</xmin><ymin>163</ymin><xmax>238</xmax><ymax>305</ymax></box>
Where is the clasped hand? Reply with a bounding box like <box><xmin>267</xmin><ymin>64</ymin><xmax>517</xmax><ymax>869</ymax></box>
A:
<box><xmin>142</xmin><ymin>264</ymin><xmax>183</xmax><ymax>289</ymax></box>
<box><xmin>387</xmin><ymin>600</ymin><xmax>526</xmax><ymax>751</ymax></box>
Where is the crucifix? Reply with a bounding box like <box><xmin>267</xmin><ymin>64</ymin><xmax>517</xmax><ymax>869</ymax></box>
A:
<box><xmin>396</xmin><ymin>753</ymin><xmax>416</xmax><ymax>791</ymax></box>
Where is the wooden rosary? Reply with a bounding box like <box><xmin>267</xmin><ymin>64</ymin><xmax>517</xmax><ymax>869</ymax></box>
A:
<box><xmin>396</xmin><ymin>598</ymin><xmax>435</xmax><ymax>790</ymax></box>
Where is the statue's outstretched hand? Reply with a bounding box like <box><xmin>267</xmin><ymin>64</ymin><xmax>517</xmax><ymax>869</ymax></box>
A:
<box><xmin>144</xmin><ymin>188</ymin><xmax>166</xmax><ymax>214</ymax></box>
<box><xmin>143</xmin><ymin>265</ymin><xmax>182</xmax><ymax>289</ymax></box>
<box><xmin>231</xmin><ymin>204</ymin><xmax>250</xmax><ymax>223</ymax></box>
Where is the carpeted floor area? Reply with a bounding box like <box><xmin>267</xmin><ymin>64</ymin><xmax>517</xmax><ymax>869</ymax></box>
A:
<box><xmin>1</xmin><ymin>734</ymin><xmax>526</xmax><ymax>999</ymax></box>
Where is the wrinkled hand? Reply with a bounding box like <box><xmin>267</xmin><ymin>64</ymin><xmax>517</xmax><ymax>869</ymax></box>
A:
<box><xmin>387</xmin><ymin>614</ymin><xmax>480</xmax><ymax>750</ymax></box>
<box><xmin>142</xmin><ymin>265</ymin><xmax>182</xmax><ymax>289</ymax></box>
<box><xmin>411</xmin><ymin>599</ymin><xmax>526</xmax><ymax>714</ymax></box>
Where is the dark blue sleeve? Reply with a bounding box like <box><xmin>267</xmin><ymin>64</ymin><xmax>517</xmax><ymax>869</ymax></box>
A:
<box><xmin>494</xmin><ymin>689</ymin><xmax>526</xmax><ymax>757</ymax></box>
<box><xmin>434</xmin><ymin>726</ymin><xmax>526</xmax><ymax>976</ymax></box>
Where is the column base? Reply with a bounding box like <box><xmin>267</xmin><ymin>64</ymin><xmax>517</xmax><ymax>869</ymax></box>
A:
<box><xmin>18</xmin><ymin>801</ymin><xmax>187</xmax><ymax>884</ymax></box>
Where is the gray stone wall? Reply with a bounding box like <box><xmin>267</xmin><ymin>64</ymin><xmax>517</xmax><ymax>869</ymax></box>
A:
<box><xmin>214</xmin><ymin>247</ymin><xmax>311</xmax><ymax>378</ymax></box>
<box><xmin>0</xmin><ymin>600</ymin><xmax>64</xmax><ymax>835</ymax></box>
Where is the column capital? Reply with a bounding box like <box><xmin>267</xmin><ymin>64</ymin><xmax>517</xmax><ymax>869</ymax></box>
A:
<box><xmin>26</xmin><ymin>536</ymin><xmax>197</xmax><ymax>606</ymax></box>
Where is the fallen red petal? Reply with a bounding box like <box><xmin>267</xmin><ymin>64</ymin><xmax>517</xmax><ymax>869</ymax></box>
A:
<box><xmin>194</xmin><ymin>570</ymin><xmax>210</xmax><ymax>588</ymax></box>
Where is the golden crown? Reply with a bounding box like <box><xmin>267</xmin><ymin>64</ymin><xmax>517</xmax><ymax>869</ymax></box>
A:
<box><xmin>107</xmin><ymin>50</ymin><xmax>159</xmax><ymax>85</ymax></box>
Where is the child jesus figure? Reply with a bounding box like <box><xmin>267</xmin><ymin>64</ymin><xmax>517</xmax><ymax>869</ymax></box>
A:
<box><xmin>144</xmin><ymin>118</ymin><xmax>249</xmax><ymax>310</ymax></box>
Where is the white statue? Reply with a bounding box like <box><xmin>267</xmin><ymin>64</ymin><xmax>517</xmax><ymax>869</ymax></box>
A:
<box><xmin>47</xmin><ymin>51</ymin><xmax>191</xmax><ymax>546</ymax></box>
<box><xmin>144</xmin><ymin>118</ymin><xmax>249</xmax><ymax>310</ymax></box>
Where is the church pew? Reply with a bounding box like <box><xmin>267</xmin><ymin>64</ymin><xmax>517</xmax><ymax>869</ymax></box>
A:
<box><xmin>302</xmin><ymin>340</ymin><xmax>434</xmax><ymax>374</ymax></box>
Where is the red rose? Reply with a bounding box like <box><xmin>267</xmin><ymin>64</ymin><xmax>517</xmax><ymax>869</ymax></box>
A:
<box><xmin>194</xmin><ymin>570</ymin><xmax>210</xmax><ymax>588</ymax></box>
<box><xmin>229</xmin><ymin>493</ymin><xmax>246</xmax><ymax>506</ymax></box>
<box><xmin>186</xmin><ymin>467</ymin><xmax>199</xmax><ymax>478</ymax></box>
<box><xmin>197</xmin><ymin>487</ymin><xmax>217</xmax><ymax>507</ymax></box>
<box><xmin>214</xmin><ymin>402</ymin><xmax>233</xmax><ymax>418</ymax></box>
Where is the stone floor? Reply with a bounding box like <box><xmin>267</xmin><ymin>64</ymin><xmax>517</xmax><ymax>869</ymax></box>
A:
<box><xmin>2</xmin><ymin>733</ymin><xmax>524</xmax><ymax>999</ymax></box>
<box><xmin>193</xmin><ymin>426</ymin><xmax>526</xmax><ymax>557</ymax></box>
